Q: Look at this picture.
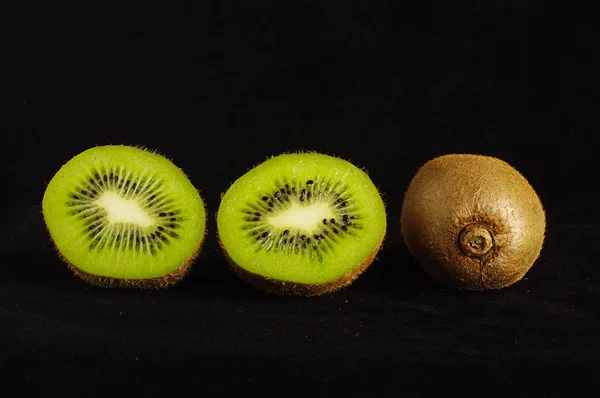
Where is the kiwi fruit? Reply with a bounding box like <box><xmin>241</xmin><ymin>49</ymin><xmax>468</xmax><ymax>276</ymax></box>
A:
<box><xmin>42</xmin><ymin>145</ymin><xmax>206</xmax><ymax>289</ymax></box>
<box><xmin>217</xmin><ymin>152</ymin><xmax>387</xmax><ymax>296</ymax></box>
<box><xmin>400</xmin><ymin>154</ymin><xmax>546</xmax><ymax>291</ymax></box>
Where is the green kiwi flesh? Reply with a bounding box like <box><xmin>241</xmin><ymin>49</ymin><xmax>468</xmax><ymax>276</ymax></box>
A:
<box><xmin>217</xmin><ymin>152</ymin><xmax>387</xmax><ymax>296</ymax></box>
<box><xmin>400</xmin><ymin>154</ymin><xmax>546</xmax><ymax>291</ymax></box>
<box><xmin>42</xmin><ymin>145</ymin><xmax>206</xmax><ymax>289</ymax></box>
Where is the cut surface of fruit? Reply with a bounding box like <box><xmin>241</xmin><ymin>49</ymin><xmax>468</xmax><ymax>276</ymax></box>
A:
<box><xmin>42</xmin><ymin>145</ymin><xmax>206</xmax><ymax>285</ymax></box>
<box><xmin>217</xmin><ymin>152</ymin><xmax>386</xmax><ymax>290</ymax></box>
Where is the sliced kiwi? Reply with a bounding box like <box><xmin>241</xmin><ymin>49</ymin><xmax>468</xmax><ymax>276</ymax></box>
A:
<box><xmin>400</xmin><ymin>153</ymin><xmax>546</xmax><ymax>291</ymax></box>
<box><xmin>42</xmin><ymin>145</ymin><xmax>206</xmax><ymax>289</ymax></box>
<box><xmin>217</xmin><ymin>152</ymin><xmax>387</xmax><ymax>296</ymax></box>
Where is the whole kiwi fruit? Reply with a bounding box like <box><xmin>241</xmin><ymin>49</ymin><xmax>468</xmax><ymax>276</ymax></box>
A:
<box><xmin>400</xmin><ymin>154</ymin><xmax>546</xmax><ymax>290</ymax></box>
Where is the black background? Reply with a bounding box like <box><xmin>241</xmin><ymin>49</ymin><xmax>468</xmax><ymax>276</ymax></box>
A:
<box><xmin>2</xmin><ymin>1</ymin><xmax>599</xmax><ymax>397</ymax></box>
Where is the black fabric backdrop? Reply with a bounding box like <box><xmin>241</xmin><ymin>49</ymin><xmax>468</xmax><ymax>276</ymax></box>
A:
<box><xmin>2</xmin><ymin>1</ymin><xmax>599</xmax><ymax>397</ymax></box>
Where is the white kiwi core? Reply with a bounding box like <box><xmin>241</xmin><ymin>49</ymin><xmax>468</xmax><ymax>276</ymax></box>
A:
<box><xmin>95</xmin><ymin>191</ymin><xmax>153</xmax><ymax>227</ymax></box>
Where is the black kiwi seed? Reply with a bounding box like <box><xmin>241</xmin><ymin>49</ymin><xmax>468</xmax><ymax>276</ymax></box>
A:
<box><xmin>330</xmin><ymin>218</ymin><xmax>336</xmax><ymax>224</ymax></box>
<box><xmin>323</xmin><ymin>219</ymin><xmax>328</xmax><ymax>225</ymax></box>
<box><xmin>262</xmin><ymin>196</ymin><xmax>269</xmax><ymax>201</ymax></box>
<box><xmin>306</xmin><ymin>180</ymin><xmax>313</xmax><ymax>185</ymax></box>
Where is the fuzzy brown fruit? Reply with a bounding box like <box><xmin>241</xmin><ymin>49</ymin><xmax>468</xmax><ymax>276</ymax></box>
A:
<box><xmin>400</xmin><ymin>154</ymin><xmax>546</xmax><ymax>291</ymax></box>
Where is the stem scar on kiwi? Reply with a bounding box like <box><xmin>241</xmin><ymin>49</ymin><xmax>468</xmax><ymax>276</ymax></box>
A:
<box><xmin>216</xmin><ymin>151</ymin><xmax>387</xmax><ymax>296</ymax></box>
<box><xmin>42</xmin><ymin>145</ymin><xmax>207</xmax><ymax>289</ymax></box>
<box><xmin>400</xmin><ymin>154</ymin><xmax>546</xmax><ymax>291</ymax></box>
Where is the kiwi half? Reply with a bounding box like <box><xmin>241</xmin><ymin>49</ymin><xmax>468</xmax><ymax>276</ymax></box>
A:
<box><xmin>400</xmin><ymin>154</ymin><xmax>546</xmax><ymax>291</ymax></box>
<box><xmin>217</xmin><ymin>152</ymin><xmax>387</xmax><ymax>296</ymax></box>
<box><xmin>42</xmin><ymin>145</ymin><xmax>206</xmax><ymax>289</ymax></box>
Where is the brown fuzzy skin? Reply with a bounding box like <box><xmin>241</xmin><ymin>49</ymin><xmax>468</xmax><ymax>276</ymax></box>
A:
<box><xmin>65</xmin><ymin>243</ymin><xmax>202</xmax><ymax>289</ymax></box>
<box><xmin>49</xmin><ymin>232</ymin><xmax>205</xmax><ymax>289</ymax></box>
<box><xmin>218</xmin><ymin>236</ymin><xmax>384</xmax><ymax>297</ymax></box>
<box><xmin>400</xmin><ymin>154</ymin><xmax>546</xmax><ymax>291</ymax></box>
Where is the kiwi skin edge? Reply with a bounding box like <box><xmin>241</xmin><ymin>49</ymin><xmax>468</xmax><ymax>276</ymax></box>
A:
<box><xmin>218</xmin><ymin>236</ymin><xmax>384</xmax><ymax>297</ymax></box>
<box><xmin>66</xmin><ymin>247</ymin><xmax>201</xmax><ymax>289</ymax></box>
<box><xmin>46</xmin><ymin>232</ymin><xmax>205</xmax><ymax>289</ymax></box>
<box><xmin>400</xmin><ymin>153</ymin><xmax>546</xmax><ymax>291</ymax></box>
